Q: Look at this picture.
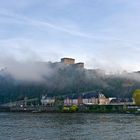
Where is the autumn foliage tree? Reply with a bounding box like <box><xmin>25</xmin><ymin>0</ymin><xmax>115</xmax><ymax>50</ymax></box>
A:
<box><xmin>133</xmin><ymin>89</ymin><xmax>140</xmax><ymax>105</ymax></box>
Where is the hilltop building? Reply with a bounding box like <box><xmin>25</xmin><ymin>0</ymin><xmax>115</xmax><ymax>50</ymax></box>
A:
<box><xmin>61</xmin><ymin>57</ymin><xmax>84</xmax><ymax>68</ymax></box>
<box><xmin>61</xmin><ymin>58</ymin><xmax>75</xmax><ymax>65</ymax></box>
<box><xmin>74</xmin><ymin>62</ymin><xmax>84</xmax><ymax>68</ymax></box>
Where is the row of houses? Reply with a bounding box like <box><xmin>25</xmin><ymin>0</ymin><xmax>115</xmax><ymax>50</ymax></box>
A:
<box><xmin>64</xmin><ymin>92</ymin><xmax>112</xmax><ymax>106</ymax></box>
<box><xmin>3</xmin><ymin>93</ymin><xmax>133</xmax><ymax>108</ymax></box>
<box><xmin>41</xmin><ymin>92</ymin><xmax>117</xmax><ymax>106</ymax></box>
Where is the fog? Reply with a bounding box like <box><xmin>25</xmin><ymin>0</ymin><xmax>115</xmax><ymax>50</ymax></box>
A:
<box><xmin>0</xmin><ymin>57</ymin><xmax>54</xmax><ymax>82</ymax></box>
<box><xmin>0</xmin><ymin>56</ymin><xmax>140</xmax><ymax>85</ymax></box>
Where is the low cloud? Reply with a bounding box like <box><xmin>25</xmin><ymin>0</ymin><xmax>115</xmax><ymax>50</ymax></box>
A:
<box><xmin>0</xmin><ymin>58</ymin><xmax>53</xmax><ymax>82</ymax></box>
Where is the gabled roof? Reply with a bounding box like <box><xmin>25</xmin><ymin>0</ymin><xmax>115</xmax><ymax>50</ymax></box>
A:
<box><xmin>82</xmin><ymin>92</ymin><xmax>99</xmax><ymax>98</ymax></box>
<box><xmin>65</xmin><ymin>91</ymin><xmax>100</xmax><ymax>99</ymax></box>
<box><xmin>110</xmin><ymin>98</ymin><xmax>133</xmax><ymax>103</ymax></box>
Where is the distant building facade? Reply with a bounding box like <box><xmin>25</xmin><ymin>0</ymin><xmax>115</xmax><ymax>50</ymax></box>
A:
<box><xmin>74</xmin><ymin>62</ymin><xmax>84</xmax><ymax>68</ymax></box>
<box><xmin>41</xmin><ymin>95</ymin><xmax>55</xmax><ymax>106</ymax></box>
<box><xmin>61</xmin><ymin>57</ymin><xmax>84</xmax><ymax>68</ymax></box>
<box><xmin>64</xmin><ymin>92</ymin><xmax>111</xmax><ymax>106</ymax></box>
<box><xmin>61</xmin><ymin>58</ymin><xmax>75</xmax><ymax>65</ymax></box>
<box><xmin>98</xmin><ymin>93</ymin><xmax>110</xmax><ymax>105</ymax></box>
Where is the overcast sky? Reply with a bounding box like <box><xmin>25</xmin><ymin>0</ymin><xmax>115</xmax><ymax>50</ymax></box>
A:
<box><xmin>0</xmin><ymin>0</ymin><xmax>140</xmax><ymax>72</ymax></box>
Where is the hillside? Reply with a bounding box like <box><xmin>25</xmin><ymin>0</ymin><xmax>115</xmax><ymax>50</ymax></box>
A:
<box><xmin>0</xmin><ymin>62</ymin><xmax>139</xmax><ymax>104</ymax></box>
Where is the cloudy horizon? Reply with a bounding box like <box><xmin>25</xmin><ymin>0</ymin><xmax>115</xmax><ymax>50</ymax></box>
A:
<box><xmin>0</xmin><ymin>0</ymin><xmax>140</xmax><ymax>73</ymax></box>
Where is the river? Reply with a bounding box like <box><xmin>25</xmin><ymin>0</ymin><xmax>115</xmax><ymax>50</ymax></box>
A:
<box><xmin>0</xmin><ymin>113</ymin><xmax>140</xmax><ymax>140</ymax></box>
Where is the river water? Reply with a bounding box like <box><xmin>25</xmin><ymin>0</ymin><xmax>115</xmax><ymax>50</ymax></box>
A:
<box><xmin>0</xmin><ymin>113</ymin><xmax>140</xmax><ymax>140</ymax></box>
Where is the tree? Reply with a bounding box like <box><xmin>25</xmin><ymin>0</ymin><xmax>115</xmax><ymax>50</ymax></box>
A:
<box><xmin>70</xmin><ymin>105</ymin><xmax>79</xmax><ymax>112</ymax></box>
<box><xmin>133</xmin><ymin>89</ymin><xmax>140</xmax><ymax>105</ymax></box>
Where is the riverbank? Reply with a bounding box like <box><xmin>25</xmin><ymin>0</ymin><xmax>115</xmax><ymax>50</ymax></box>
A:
<box><xmin>1</xmin><ymin>104</ymin><xmax>140</xmax><ymax>114</ymax></box>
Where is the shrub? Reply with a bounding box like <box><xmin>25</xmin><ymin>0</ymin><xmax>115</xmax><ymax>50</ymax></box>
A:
<box><xmin>62</xmin><ymin>106</ymin><xmax>70</xmax><ymax>112</ymax></box>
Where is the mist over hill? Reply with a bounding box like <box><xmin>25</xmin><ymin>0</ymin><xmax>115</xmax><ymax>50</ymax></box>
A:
<box><xmin>0</xmin><ymin>60</ymin><xmax>140</xmax><ymax>104</ymax></box>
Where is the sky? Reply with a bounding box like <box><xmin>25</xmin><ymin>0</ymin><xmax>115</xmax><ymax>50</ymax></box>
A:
<box><xmin>0</xmin><ymin>0</ymin><xmax>140</xmax><ymax>73</ymax></box>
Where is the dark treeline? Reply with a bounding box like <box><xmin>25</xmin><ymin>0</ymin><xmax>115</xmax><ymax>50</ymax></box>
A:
<box><xmin>0</xmin><ymin>62</ymin><xmax>139</xmax><ymax>104</ymax></box>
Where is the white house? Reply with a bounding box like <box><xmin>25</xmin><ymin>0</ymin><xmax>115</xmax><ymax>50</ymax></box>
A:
<box><xmin>41</xmin><ymin>95</ymin><xmax>55</xmax><ymax>106</ymax></box>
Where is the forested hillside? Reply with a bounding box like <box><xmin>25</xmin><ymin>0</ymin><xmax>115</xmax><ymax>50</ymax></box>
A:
<box><xmin>0</xmin><ymin>62</ymin><xmax>139</xmax><ymax>104</ymax></box>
